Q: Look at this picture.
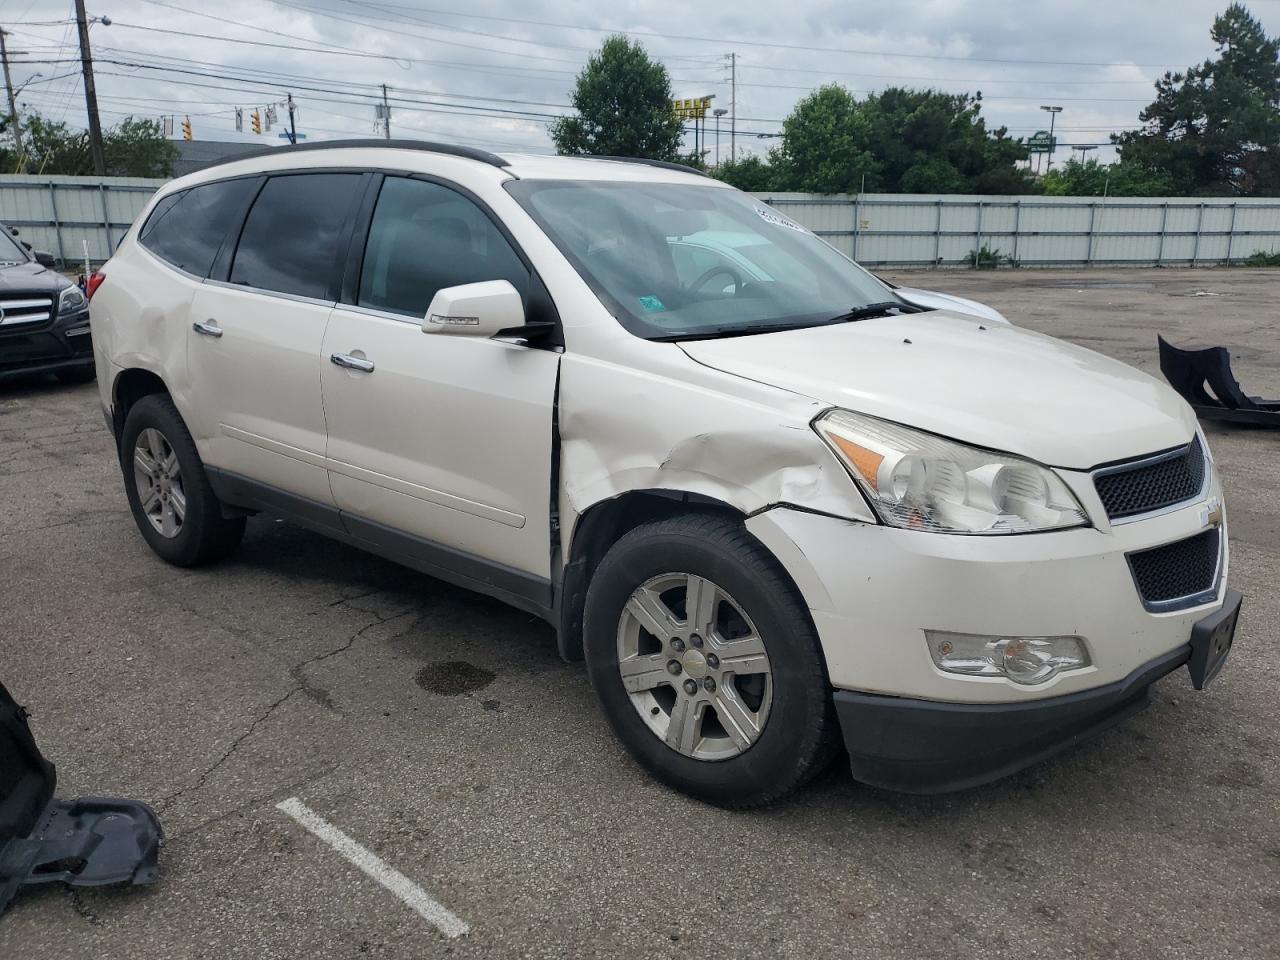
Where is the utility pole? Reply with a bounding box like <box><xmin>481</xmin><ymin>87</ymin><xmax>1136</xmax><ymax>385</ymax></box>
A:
<box><xmin>0</xmin><ymin>29</ymin><xmax>24</xmax><ymax>172</ymax></box>
<box><xmin>286</xmin><ymin>92</ymin><xmax>297</xmax><ymax>145</ymax></box>
<box><xmin>729</xmin><ymin>52</ymin><xmax>736</xmax><ymax>163</ymax></box>
<box><xmin>73</xmin><ymin>0</ymin><xmax>105</xmax><ymax>175</ymax></box>
<box><xmin>381</xmin><ymin>83</ymin><xmax>391</xmax><ymax>139</ymax></box>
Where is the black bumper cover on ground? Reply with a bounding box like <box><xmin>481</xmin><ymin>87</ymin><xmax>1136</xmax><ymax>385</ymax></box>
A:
<box><xmin>835</xmin><ymin>591</ymin><xmax>1240</xmax><ymax>794</ymax></box>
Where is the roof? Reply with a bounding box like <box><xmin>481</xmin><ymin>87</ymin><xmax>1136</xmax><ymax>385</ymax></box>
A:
<box><xmin>172</xmin><ymin>140</ymin><xmax>269</xmax><ymax>177</ymax></box>
<box><xmin>180</xmin><ymin>138</ymin><xmax>718</xmax><ymax>185</ymax></box>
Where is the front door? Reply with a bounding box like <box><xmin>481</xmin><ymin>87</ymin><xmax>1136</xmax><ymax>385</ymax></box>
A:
<box><xmin>320</xmin><ymin>175</ymin><xmax>560</xmax><ymax>586</ymax></box>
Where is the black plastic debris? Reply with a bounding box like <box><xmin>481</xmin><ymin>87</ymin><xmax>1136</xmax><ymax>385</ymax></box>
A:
<box><xmin>1159</xmin><ymin>336</ymin><xmax>1280</xmax><ymax>427</ymax></box>
<box><xmin>0</xmin><ymin>681</ymin><xmax>162</xmax><ymax>918</ymax></box>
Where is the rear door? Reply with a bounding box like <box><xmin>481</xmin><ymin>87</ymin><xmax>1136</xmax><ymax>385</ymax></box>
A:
<box><xmin>185</xmin><ymin>172</ymin><xmax>368</xmax><ymax>507</ymax></box>
<box><xmin>320</xmin><ymin>174</ymin><xmax>560</xmax><ymax>594</ymax></box>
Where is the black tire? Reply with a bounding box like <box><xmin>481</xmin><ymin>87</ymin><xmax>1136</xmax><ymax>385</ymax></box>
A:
<box><xmin>584</xmin><ymin>513</ymin><xmax>838</xmax><ymax>808</ymax></box>
<box><xmin>120</xmin><ymin>394</ymin><xmax>245</xmax><ymax>566</ymax></box>
<box><xmin>55</xmin><ymin>363</ymin><xmax>96</xmax><ymax>385</ymax></box>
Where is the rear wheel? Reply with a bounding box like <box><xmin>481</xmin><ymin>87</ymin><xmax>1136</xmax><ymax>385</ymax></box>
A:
<box><xmin>120</xmin><ymin>395</ymin><xmax>244</xmax><ymax>566</ymax></box>
<box><xmin>584</xmin><ymin>513</ymin><xmax>838</xmax><ymax>807</ymax></box>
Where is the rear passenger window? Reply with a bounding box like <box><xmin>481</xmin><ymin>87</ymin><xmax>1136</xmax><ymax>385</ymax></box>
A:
<box><xmin>139</xmin><ymin>178</ymin><xmax>259</xmax><ymax>278</ymax></box>
<box><xmin>358</xmin><ymin>177</ymin><xmax>528</xmax><ymax>318</ymax></box>
<box><xmin>230</xmin><ymin>174</ymin><xmax>364</xmax><ymax>300</ymax></box>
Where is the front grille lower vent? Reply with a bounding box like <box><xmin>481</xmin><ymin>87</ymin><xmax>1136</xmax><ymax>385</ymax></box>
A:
<box><xmin>1127</xmin><ymin>527</ymin><xmax>1221</xmax><ymax>610</ymax></box>
<box><xmin>1094</xmin><ymin>435</ymin><xmax>1206</xmax><ymax>521</ymax></box>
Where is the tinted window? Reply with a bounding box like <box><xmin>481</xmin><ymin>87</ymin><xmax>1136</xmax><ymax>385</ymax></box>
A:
<box><xmin>358</xmin><ymin>177</ymin><xmax>528</xmax><ymax>318</ymax></box>
<box><xmin>230</xmin><ymin>174</ymin><xmax>364</xmax><ymax>300</ymax></box>
<box><xmin>139</xmin><ymin>178</ymin><xmax>259</xmax><ymax>277</ymax></box>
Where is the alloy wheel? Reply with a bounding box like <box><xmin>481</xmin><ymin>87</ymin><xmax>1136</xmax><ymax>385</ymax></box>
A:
<box><xmin>133</xmin><ymin>427</ymin><xmax>186</xmax><ymax>539</ymax></box>
<box><xmin>616</xmin><ymin>573</ymin><xmax>773</xmax><ymax>761</ymax></box>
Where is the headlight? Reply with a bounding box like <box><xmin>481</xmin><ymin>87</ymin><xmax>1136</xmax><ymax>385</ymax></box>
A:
<box><xmin>58</xmin><ymin>285</ymin><xmax>87</xmax><ymax>315</ymax></box>
<box><xmin>815</xmin><ymin>409</ymin><xmax>1088</xmax><ymax>534</ymax></box>
<box><xmin>925</xmin><ymin>631</ymin><xmax>1091</xmax><ymax>685</ymax></box>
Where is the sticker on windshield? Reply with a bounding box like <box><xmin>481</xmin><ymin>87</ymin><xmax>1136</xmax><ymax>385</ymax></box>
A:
<box><xmin>753</xmin><ymin>205</ymin><xmax>808</xmax><ymax>234</ymax></box>
<box><xmin>638</xmin><ymin>295</ymin><xmax>666</xmax><ymax>313</ymax></box>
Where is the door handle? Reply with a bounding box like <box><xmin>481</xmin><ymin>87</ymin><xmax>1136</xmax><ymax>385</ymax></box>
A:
<box><xmin>330</xmin><ymin>353</ymin><xmax>374</xmax><ymax>373</ymax></box>
<box><xmin>192</xmin><ymin>320</ymin><xmax>223</xmax><ymax>338</ymax></box>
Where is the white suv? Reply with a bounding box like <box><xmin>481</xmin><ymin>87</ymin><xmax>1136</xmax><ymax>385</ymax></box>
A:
<box><xmin>90</xmin><ymin>141</ymin><xmax>1239</xmax><ymax>805</ymax></box>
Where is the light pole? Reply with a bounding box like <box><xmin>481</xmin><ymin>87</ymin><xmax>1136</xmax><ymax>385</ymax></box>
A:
<box><xmin>713</xmin><ymin>107</ymin><xmax>727</xmax><ymax>166</ymax></box>
<box><xmin>1076</xmin><ymin>144</ymin><xmax>1097</xmax><ymax>165</ymax></box>
<box><xmin>1040</xmin><ymin>105</ymin><xmax>1063</xmax><ymax>174</ymax></box>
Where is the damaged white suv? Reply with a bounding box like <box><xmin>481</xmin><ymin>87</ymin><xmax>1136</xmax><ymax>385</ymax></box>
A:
<box><xmin>90</xmin><ymin>141</ymin><xmax>1239</xmax><ymax>805</ymax></box>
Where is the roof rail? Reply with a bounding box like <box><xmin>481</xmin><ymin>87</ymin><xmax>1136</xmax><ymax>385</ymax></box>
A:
<box><xmin>588</xmin><ymin>156</ymin><xmax>710</xmax><ymax>178</ymax></box>
<box><xmin>195</xmin><ymin>138</ymin><xmax>511</xmax><ymax>172</ymax></box>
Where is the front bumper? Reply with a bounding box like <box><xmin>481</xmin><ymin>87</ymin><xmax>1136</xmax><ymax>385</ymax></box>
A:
<box><xmin>0</xmin><ymin>308</ymin><xmax>92</xmax><ymax>379</ymax></box>
<box><xmin>745</xmin><ymin>478</ymin><xmax>1234</xmax><ymax>792</ymax></box>
<box><xmin>834</xmin><ymin>635</ymin><xmax>1188</xmax><ymax>793</ymax></box>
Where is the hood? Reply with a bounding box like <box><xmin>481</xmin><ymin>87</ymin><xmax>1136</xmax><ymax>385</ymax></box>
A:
<box><xmin>679</xmin><ymin>311</ymin><xmax>1196</xmax><ymax>469</ymax></box>
<box><xmin>0</xmin><ymin>260</ymin><xmax>65</xmax><ymax>293</ymax></box>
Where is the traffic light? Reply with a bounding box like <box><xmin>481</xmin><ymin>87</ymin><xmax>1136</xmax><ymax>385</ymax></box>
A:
<box><xmin>181</xmin><ymin>115</ymin><xmax>192</xmax><ymax>141</ymax></box>
<box><xmin>251</xmin><ymin>109</ymin><xmax>261</xmax><ymax>134</ymax></box>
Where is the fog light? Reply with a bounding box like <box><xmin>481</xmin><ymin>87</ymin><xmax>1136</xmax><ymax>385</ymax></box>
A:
<box><xmin>925</xmin><ymin>631</ymin><xmax>1090</xmax><ymax>685</ymax></box>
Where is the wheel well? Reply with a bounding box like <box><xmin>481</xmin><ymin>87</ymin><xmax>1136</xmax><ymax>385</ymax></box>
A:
<box><xmin>111</xmin><ymin>369</ymin><xmax>169</xmax><ymax>446</ymax></box>
<box><xmin>555</xmin><ymin>489</ymin><xmax>741</xmax><ymax>662</ymax></box>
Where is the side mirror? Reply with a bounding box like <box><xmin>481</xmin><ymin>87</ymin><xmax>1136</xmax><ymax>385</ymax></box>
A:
<box><xmin>34</xmin><ymin>250</ymin><xmax>56</xmax><ymax>268</ymax></box>
<box><xmin>422</xmin><ymin>280</ymin><xmax>524</xmax><ymax>338</ymax></box>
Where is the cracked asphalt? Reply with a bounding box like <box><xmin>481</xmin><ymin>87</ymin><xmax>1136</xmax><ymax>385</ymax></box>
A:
<box><xmin>1</xmin><ymin>267</ymin><xmax>1278</xmax><ymax>959</ymax></box>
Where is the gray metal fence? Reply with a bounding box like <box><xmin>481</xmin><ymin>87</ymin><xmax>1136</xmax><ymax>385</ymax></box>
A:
<box><xmin>0</xmin><ymin>174</ymin><xmax>1278</xmax><ymax>272</ymax></box>
<box><xmin>751</xmin><ymin>192</ymin><xmax>1280</xmax><ymax>268</ymax></box>
<box><xmin>0</xmin><ymin>174</ymin><xmax>164</xmax><ymax>268</ymax></box>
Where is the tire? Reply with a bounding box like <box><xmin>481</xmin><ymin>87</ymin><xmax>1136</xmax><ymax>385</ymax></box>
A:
<box><xmin>584</xmin><ymin>513</ymin><xmax>838</xmax><ymax>808</ymax></box>
<box><xmin>55</xmin><ymin>364</ymin><xmax>96</xmax><ymax>385</ymax></box>
<box><xmin>120</xmin><ymin>394</ymin><xmax>245</xmax><ymax>566</ymax></box>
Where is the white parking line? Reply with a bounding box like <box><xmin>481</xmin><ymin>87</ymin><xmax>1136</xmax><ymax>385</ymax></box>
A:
<box><xmin>275</xmin><ymin>797</ymin><xmax>470</xmax><ymax>939</ymax></box>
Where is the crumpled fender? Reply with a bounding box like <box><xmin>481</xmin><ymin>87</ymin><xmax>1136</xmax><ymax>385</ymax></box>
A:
<box><xmin>557</xmin><ymin>350</ymin><xmax>874</xmax><ymax>549</ymax></box>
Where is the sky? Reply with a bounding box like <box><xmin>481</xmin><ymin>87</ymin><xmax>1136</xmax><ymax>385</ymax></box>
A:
<box><xmin>1</xmin><ymin>0</ymin><xmax>1276</xmax><ymax>166</ymax></box>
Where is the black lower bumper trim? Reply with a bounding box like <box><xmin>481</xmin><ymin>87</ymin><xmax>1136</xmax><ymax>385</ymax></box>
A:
<box><xmin>835</xmin><ymin>645</ymin><xmax>1193</xmax><ymax>794</ymax></box>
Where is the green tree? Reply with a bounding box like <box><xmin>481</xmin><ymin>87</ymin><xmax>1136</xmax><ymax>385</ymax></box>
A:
<box><xmin>710</xmin><ymin>153</ymin><xmax>779</xmax><ymax>191</ymax></box>
<box><xmin>104</xmin><ymin>117</ymin><xmax>179</xmax><ymax>178</ymax></box>
<box><xmin>770</xmin><ymin>84</ymin><xmax>1035</xmax><ymax>194</ymax></box>
<box><xmin>0</xmin><ymin>112</ymin><xmax>177</xmax><ymax>177</ymax></box>
<box><xmin>551</xmin><ymin>36</ymin><xmax>684</xmax><ymax>160</ymax></box>
<box><xmin>1115</xmin><ymin>3</ymin><xmax>1280</xmax><ymax>195</ymax></box>
<box><xmin>1041</xmin><ymin>157</ymin><xmax>1174</xmax><ymax>196</ymax></box>
<box><xmin>771</xmin><ymin>84</ymin><xmax>879</xmax><ymax>193</ymax></box>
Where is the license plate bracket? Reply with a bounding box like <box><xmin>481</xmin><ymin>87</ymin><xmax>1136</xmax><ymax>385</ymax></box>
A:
<box><xmin>1188</xmin><ymin>589</ymin><xmax>1242</xmax><ymax>690</ymax></box>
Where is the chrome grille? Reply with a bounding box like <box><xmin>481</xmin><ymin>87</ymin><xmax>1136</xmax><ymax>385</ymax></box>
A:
<box><xmin>0</xmin><ymin>294</ymin><xmax>55</xmax><ymax>328</ymax></box>
<box><xmin>1127</xmin><ymin>527</ymin><xmax>1221</xmax><ymax>611</ymax></box>
<box><xmin>1094</xmin><ymin>435</ymin><xmax>1206</xmax><ymax>521</ymax></box>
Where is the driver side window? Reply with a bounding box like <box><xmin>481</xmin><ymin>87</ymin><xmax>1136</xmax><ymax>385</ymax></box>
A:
<box><xmin>358</xmin><ymin>177</ymin><xmax>529</xmax><ymax>318</ymax></box>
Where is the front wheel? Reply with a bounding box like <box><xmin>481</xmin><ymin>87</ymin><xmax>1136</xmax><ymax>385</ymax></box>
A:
<box><xmin>120</xmin><ymin>394</ymin><xmax>245</xmax><ymax>566</ymax></box>
<box><xmin>584</xmin><ymin>513</ymin><xmax>838</xmax><ymax>807</ymax></box>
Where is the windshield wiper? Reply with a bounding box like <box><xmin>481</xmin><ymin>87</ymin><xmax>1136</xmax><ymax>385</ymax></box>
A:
<box><xmin>823</xmin><ymin>300</ymin><xmax>928</xmax><ymax>324</ymax></box>
<box><xmin>650</xmin><ymin>300</ymin><xmax>932</xmax><ymax>342</ymax></box>
<box><xmin>652</xmin><ymin>320</ymin><xmax>825</xmax><ymax>342</ymax></box>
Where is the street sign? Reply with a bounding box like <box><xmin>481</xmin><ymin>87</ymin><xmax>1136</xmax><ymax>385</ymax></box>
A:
<box><xmin>278</xmin><ymin>132</ymin><xmax>307</xmax><ymax>140</ymax></box>
<box><xmin>1027</xmin><ymin>130</ymin><xmax>1056</xmax><ymax>153</ymax></box>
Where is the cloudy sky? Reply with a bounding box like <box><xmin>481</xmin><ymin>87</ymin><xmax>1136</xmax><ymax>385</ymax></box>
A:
<box><xmin>2</xmin><ymin>0</ymin><xmax>1275</xmax><ymax>165</ymax></box>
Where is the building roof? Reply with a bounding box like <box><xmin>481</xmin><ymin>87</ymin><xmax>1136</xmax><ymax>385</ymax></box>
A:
<box><xmin>172</xmin><ymin>140</ymin><xmax>269</xmax><ymax>178</ymax></box>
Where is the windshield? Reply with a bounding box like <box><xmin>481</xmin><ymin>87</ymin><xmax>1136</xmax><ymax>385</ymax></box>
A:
<box><xmin>505</xmin><ymin>179</ymin><xmax>897</xmax><ymax>340</ymax></box>
<box><xmin>0</xmin><ymin>229</ymin><xmax>27</xmax><ymax>263</ymax></box>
